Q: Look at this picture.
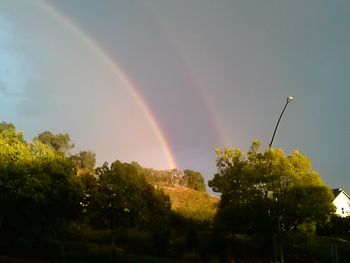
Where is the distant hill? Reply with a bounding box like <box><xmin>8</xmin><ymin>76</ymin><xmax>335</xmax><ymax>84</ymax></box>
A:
<box><xmin>163</xmin><ymin>186</ymin><xmax>219</xmax><ymax>221</ymax></box>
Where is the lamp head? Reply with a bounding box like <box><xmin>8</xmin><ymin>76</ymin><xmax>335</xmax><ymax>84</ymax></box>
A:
<box><xmin>287</xmin><ymin>96</ymin><xmax>294</xmax><ymax>102</ymax></box>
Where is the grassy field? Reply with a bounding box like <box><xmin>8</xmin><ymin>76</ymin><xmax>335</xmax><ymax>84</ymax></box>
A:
<box><xmin>163</xmin><ymin>187</ymin><xmax>219</xmax><ymax>221</ymax></box>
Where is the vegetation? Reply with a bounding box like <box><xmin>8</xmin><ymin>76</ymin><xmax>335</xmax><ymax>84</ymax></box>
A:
<box><xmin>183</xmin><ymin>169</ymin><xmax>206</xmax><ymax>192</ymax></box>
<box><xmin>209</xmin><ymin>140</ymin><xmax>336</xmax><ymax>262</ymax></box>
<box><xmin>70</xmin><ymin>150</ymin><xmax>96</xmax><ymax>176</ymax></box>
<box><xmin>0</xmin><ymin>122</ymin><xmax>348</xmax><ymax>262</ymax></box>
<box><xmin>163</xmin><ymin>186</ymin><xmax>218</xmax><ymax>222</ymax></box>
<box><xmin>91</xmin><ymin>161</ymin><xmax>171</xmax><ymax>260</ymax></box>
<box><xmin>140</xmin><ymin>166</ymin><xmax>206</xmax><ymax>191</ymax></box>
<box><xmin>0</xmin><ymin>123</ymin><xmax>82</xmax><ymax>250</ymax></box>
<box><xmin>34</xmin><ymin>130</ymin><xmax>74</xmax><ymax>154</ymax></box>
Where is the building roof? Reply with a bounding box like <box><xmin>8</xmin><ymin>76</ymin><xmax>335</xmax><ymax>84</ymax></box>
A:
<box><xmin>332</xmin><ymin>188</ymin><xmax>350</xmax><ymax>200</ymax></box>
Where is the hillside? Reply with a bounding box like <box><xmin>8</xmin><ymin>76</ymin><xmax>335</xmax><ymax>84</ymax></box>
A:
<box><xmin>163</xmin><ymin>186</ymin><xmax>219</xmax><ymax>221</ymax></box>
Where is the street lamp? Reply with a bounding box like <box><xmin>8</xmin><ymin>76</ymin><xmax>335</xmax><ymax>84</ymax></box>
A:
<box><xmin>269</xmin><ymin>96</ymin><xmax>293</xmax><ymax>148</ymax></box>
<box><xmin>269</xmin><ymin>96</ymin><xmax>293</xmax><ymax>263</ymax></box>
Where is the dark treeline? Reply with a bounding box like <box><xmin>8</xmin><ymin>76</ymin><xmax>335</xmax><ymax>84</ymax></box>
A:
<box><xmin>0</xmin><ymin>122</ymin><xmax>349</xmax><ymax>262</ymax></box>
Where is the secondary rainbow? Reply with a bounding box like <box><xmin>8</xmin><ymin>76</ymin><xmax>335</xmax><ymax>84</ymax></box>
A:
<box><xmin>137</xmin><ymin>4</ymin><xmax>231</xmax><ymax>147</ymax></box>
<box><xmin>37</xmin><ymin>0</ymin><xmax>177</xmax><ymax>169</ymax></box>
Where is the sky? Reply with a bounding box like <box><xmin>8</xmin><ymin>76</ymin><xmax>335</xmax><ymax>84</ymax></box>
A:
<box><xmin>0</xmin><ymin>0</ymin><xmax>349</xmax><ymax>193</ymax></box>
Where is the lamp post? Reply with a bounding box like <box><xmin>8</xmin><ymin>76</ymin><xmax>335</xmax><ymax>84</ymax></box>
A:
<box><xmin>269</xmin><ymin>96</ymin><xmax>293</xmax><ymax>148</ymax></box>
<box><xmin>269</xmin><ymin>96</ymin><xmax>293</xmax><ymax>263</ymax></box>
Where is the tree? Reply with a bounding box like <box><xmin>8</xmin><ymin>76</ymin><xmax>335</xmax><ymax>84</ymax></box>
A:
<box><xmin>0</xmin><ymin>121</ymin><xmax>24</xmax><ymax>142</ymax></box>
<box><xmin>92</xmin><ymin>161</ymin><xmax>171</xmax><ymax>260</ymax></box>
<box><xmin>79</xmin><ymin>172</ymin><xmax>98</xmax><ymax>220</ymax></box>
<box><xmin>0</xmin><ymin>125</ymin><xmax>82</xmax><ymax>246</ymax></box>
<box><xmin>209</xmin><ymin>141</ymin><xmax>335</xmax><ymax>261</ymax></box>
<box><xmin>0</xmin><ymin>122</ymin><xmax>17</xmax><ymax>133</ymax></box>
<box><xmin>34</xmin><ymin>131</ymin><xmax>74</xmax><ymax>154</ymax></box>
<box><xmin>183</xmin><ymin>169</ymin><xmax>206</xmax><ymax>192</ymax></box>
<box><xmin>141</xmin><ymin>167</ymin><xmax>182</xmax><ymax>187</ymax></box>
<box><xmin>70</xmin><ymin>150</ymin><xmax>96</xmax><ymax>175</ymax></box>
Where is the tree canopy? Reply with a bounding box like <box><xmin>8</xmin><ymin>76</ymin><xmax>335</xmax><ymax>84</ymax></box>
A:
<box><xmin>209</xmin><ymin>140</ymin><xmax>335</xmax><ymax>236</ymax></box>
<box><xmin>0</xmin><ymin>124</ymin><xmax>82</xmax><ymax>243</ymax></box>
<box><xmin>91</xmin><ymin>161</ymin><xmax>171</xmax><ymax>259</ymax></box>
<box><xmin>70</xmin><ymin>150</ymin><xmax>96</xmax><ymax>175</ymax></box>
<box><xmin>183</xmin><ymin>169</ymin><xmax>206</xmax><ymax>192</ymax></box>
<box><xmin>34</xmin><ymin>131</ymin><xmax>74</xmax><ymax>154</ymax></box>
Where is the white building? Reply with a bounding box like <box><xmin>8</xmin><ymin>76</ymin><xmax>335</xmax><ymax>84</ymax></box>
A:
<box><xmin>332</xmin><ymin>188</ymin><xmax>350</xmax><ymax>217</ymax></box>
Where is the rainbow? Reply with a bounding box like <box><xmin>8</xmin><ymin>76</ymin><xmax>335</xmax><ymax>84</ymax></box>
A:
<box><xmin>37</xmin><ymin>0</ymin><xmax>177</xmax><ymax>169</ymax></box>
<box><xmin>134</xmin><ymin>3</ymin><xmax>231</xmax><ymax>147</ymax></box>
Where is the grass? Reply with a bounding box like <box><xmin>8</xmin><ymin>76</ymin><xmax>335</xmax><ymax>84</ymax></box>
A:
<box><xmin>163</xmin><ymin>186</ymin><xmax>219</xmax><ymax>221</ymax></box>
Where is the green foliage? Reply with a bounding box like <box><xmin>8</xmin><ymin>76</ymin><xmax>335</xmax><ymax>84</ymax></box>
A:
<box><xmin>142</xmin><ymin>167</ymin><xmax>185</xmax><ymax>187</ymax></box>
<box><xmin>0</xmin><ymin>125</ymin><xmax>83</xmax><ymax>243</ymax></box>
<box><xmin>79</xmin><ymin>172</ymin><xmax>98</xmax><ymax>219</ymax></box>
<box><xmin>138</xmin><ymin>166</ymin><xmax>207</xmax><ymax>191</ymax></box>
<box><xmin>4</xmin><ymin>122</ymin><xmax>344</xmax><ymax>262</ymax></box>
<box><xmin>93</xmin><ymin>162</ymin><xmax>140</xmax><ymax>230</ymax></box>
<box><xmin>34</xmin><ymin>130</ymin><xmax>74</xmax><ymax>154</ymax></box>
<box><xmin>0</xmin><ymin>122</ymin><xmax>25</xmax><ymax>142</ymax></box>
<box><xmin>209</xmin><ymin>140</ymin><xmax>335</xmax><ymax>237</ymax></box>
<box><xmin>70</xmin><ymin>150</ymin><xmax>96</xmax><ymax>175</ymax></box>
<box><xmin>183</xmin><ymin>169</ymin><xmax>206</xmax><ymax>192</ymax></box>
<box><xmin>90</xmin><ymin>161</ymin><xmax>171</xmax><ymax>255</ymax></box>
